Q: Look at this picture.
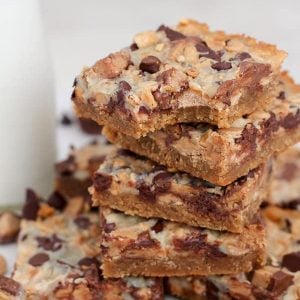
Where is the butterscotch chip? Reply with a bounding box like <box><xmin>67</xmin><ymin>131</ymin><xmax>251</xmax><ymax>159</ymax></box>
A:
<box><xmin>100</xmin><ymin>207</ymin><xmax>265</xmax><ymax>277</ymax></box>
<box><xmin>0</xmin><ymin>212</ymin><xmax>20</xmax><ymax>244</ymax></box>
<box><xmin>91</xmin><ymin>150</ymin><xmax>270</xmax><ymax>232</ymax></box>
<box><xmin>103</xmin><ymin>72</ymin><xmax>300</xmax><ymax>186</ymax></box>
<box><xmin>73</xmin><ymin>19</ymin><xmax>286</xmax><ymax>138</ymax></box>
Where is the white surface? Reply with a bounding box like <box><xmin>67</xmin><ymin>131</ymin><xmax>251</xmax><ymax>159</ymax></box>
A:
<box><xmin>1</xmin><ymin>0</ymin><xmax>300</xmax><ymax>292</ymax></box>
<box><xmin>0</xmin><ymin>0</ymin><xmax>56</xmax><ymax>205</ymax></box>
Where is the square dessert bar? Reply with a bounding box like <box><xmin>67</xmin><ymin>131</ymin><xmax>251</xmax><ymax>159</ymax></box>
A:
<box><xmin>271</xmin><ymin>147</ymin><xmax>300</xmax><ymax>209</ymax></box>
<box><xmin>55</xmin><ymin>139</ymin><xmax>115</xmax><ymax>198</ymax></box>
<box><xmin>103</xmin><ymin>72</ymin><xmax>300</xmax><ymax>186</ymax></box>
<box><xmin>100</xmin><ymin>207</ymin><xmax>265</xmax><ymax>278</ymax></box>
<box><xmin>167</xmin><ymin>205</ymin><xmax>300</xmax><ymax>300</ymax></box>
<box><xmin>13</xmin><ymin>191</ymin><xmax>163</xmax><ymax>300</ymax></box>
<box><xmin>73</xmin><ymin>19</ymin><xmax>286</xmax><ymax>138</ymax></box>
<box><xmin>91</xmin><ymin>150</ymin><xmax>270</xmax><ymax>233</ymax></box>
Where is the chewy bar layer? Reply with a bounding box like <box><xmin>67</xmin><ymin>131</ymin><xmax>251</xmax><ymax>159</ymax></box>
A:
<box><xmin>103</xmin><ymin>72</ymin><xmax>300</xmax><ymax>186</ymax></box>
<box><xmin>100</xmin><ymin>207</ymin><xmax>266</xmax><ymax>278</ymax></box>
<box><xmin>13</xmin><ymin>194</ymin><xmax>164</xmax><ymax>300</ymax></box>
<box><xmin>167</xmin><ymin>205</ymin><xmax>300</xmax><ymax>300</ymax></box>
<box><xmin>55</xmin><ymin>140</ymin><xmax>115</xmax><ymax>198</ymax></box>
<box><xmin>271</xmin><ymin>147</ymin><xmax>300</xmax><ymax>209</ymax></box>
<box><xmin>91</xmin><ymin>150</ymin><xmax>270</xmax><ymax>232</ymax></box>
<box><xmin>72</xmin><ymin>19</ymin><xmax>286</xmax><ymax>138</ymax></box>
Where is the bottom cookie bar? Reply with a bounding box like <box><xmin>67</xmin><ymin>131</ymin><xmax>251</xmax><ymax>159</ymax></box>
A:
<box><xmin>13</xmin><ymin>191</ymin><xmax>163</xmax><ymax>300</ymax></box>
<box><xmin>100</xmin><ymin>207</ymin><xmax>266</xmax><ymax>278</ymax></box>
<box><xmin>167</xmin><ymin>205</ymin><xmax>300</xmax><ymax>300</ymax></box>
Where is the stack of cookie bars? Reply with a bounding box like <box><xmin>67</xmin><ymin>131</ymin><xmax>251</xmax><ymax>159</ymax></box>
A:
<box><xmin>5</xmin><ymin>19</ymin><xmax>300</xmax><ymax>299</ymax></box>
<box><xmin>73</xmin><ymin>17</ymin><xmax>300</xmax><ymax>277</ymax></box>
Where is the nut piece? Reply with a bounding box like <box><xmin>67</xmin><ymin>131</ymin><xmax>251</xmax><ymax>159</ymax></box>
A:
<box><xmin>91</xmin><ymin>51</ymin><xmax>131</xmax><ymax>79</ymax></box>
<box><xmin>133</xmin><ymin>31</ymin><xmax>159</xmax><ymax>48</ymax></box>
<box><xmin>0</xmin><ymin>212</ymin><xmax>20</xmax><ymax>244</ymax></box>
<box><xmin>0</xmin><ymin>256</ymin><xmax>6</xmax><ymax>275</ymax></box>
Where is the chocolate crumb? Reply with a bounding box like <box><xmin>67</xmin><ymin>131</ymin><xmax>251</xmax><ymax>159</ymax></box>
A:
<box><xmin>28</xmin><ymin>253</ymin><xmax>49</xmax><ymax>267</ymax></box>
<box><xmin>93</xmin><ymin>173</ymin><xmax>113</xmax><ymax>192</ymax></box>
<box><xmin>104</xmin><ymin>222</ymin><xmax>116</xmax><ymax>233</ymax></box>
<box><xmin>157</xmin><ymin>25</ymin><xmax>186</xmax><ymax>41</ymax></box>
<box><xmin>79</xmin><ymin>118</ymin><xmax>102</xmax><ymax>134</ymax></box>
<box><xmin>22</xmin><ymin>189</ymin><xmax>41</xmax><ymax>220</ymax></box>
<box><xmin>74</xmin><ymin>216</ymin><xmax>91</xmax><ymax>229</ymax></box>
<box><xmin>211</xmin><ymin>61</ymin><xmax>232</xmax><ymax>71</ymax></box>
<box><xmin>60</xmin><ymin>114</ymin><xmax>73</xmax><ymax>125</ymax></box>
<box><xmin>153</xmin><ymin>172</ymin><xmax>172</xmax><ymax>193</ymax></box>
<box><xmin>130</xmin><ymin>43</ymin><xmax>139</xmax><ymax>51</ymax></box>
<box><xmin>277</xmin><ymin>91</ymin><xmax>286</xmax><ymax>100</ymax></box>
<box><xmin>37</xmin><ymin>234</ymin><xmax>64</xmax><ymax>252</ymax></box>
<box><xmin>151</xmin><ymin>220</ymin><xmax>164</xmax><ymax>233</ymax></box>
<box><xmin>47</xmin><ymin>191</ymin><xmax>67</xmax><ymax>211</ymax></box>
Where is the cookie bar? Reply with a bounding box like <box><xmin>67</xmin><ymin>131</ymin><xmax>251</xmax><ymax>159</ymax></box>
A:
<box><xmin>271</xmin><ymin>147</ymin><xmax>300</xmax><ymax>209</ymax></box>
<box><xmin>100</xmin><ymin>207</ymin><xmax>266</xmax><ymax>278</ymax></box>
<box><xmin>103</xmin><ymin>72</ymin><xmax>300</xmax><ymax>186</ymax></box>
<box><xmin>91</xmin><ymin>150</ymin><xmax>270</xmax><ymax>232</ymax></box>
<box><xmin>72</xmin><ymin>19</ymin><xmax>286</xmax><ymax>138</ymax></box>
<box><xmin>13</xmin><ymin>191</ymin><xmax>164</xmax><ymax>300</ymax></box>
<box><xmin>55</xmin><ymin>140</ymin><xmax>115</xmax><ymax>198</ymax></box>
<box><xmin>167</xmin><ymin>205</ymin><xmax>300</xmax><ymax>300</ymax></box>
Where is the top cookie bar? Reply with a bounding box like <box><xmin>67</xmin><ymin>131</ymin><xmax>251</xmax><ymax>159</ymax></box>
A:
<box><xmin>72</xmin><ymin>19</ymin><xmax>286</xmax><ymax>138</ymax></box>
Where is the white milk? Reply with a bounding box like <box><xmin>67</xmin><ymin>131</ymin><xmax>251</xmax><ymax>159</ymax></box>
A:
<box><xmin>0</xmin><ymin>0</ymin><xmax>56</xmax><ymax>206</ymax></box>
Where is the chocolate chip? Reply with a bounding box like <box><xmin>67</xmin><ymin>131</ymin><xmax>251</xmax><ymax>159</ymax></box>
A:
<box><xmin>211</xmin><ymin>61</ymin><xmax>232</xmax><ymax>71</ymax></box>
<box><xmin>130</xmin><ymin>43</ymin><xmax>139</xmax><ymax>51</ymax></box>
<box><xmin>55</xmin><ymin>155</ymin><xmax>76</xmax><ymax>176</ymax></box>
<box><xmin>137</xmin><ymin>182</ymin><xmax>155</xmax><ymax>202</ymax></box>
<box><xmin>79</xmin><ymin>118</ymin><xmax>102</xmax><ymax>134</ymax></box>
<box><xmin>280</xmin><ymin>198</ymin><xmax>300</xmax><ymax>210</ymax></box>
<box><xmin>139</xmin><ymin>56</ymin><xmax>161</xmax><ymax>74</ymax></box>
<box><xmin>235</xmin><ymin>124</ymin><xmax>258</xmax><ymax>155</ymax></box>
<box><xmin>151</xmin><ymin>220</ymin><xmax>164</xmax><ymax>233</ymax></box>
<box><xmin>0</xmin><ymin>275</ymin><xmax>23</xmax><ymax>297</ymax></box>
<box><xmin>267</xmin><ymin>270</ymin><xmax>294</xmax><ymax>296</ymax></box>
<box><xmin>277</xmin><ymin>91</ymin><xmax>286</xmax><ymax>100</ymax></box>
<box><xmin>72</xmin><ymin>78</ymin><xmax>77</xmax><ymax>87</ymax></box>
<box><xmin>74</xmin><ymin>216</ymin><xmax>91</xmax><ymax>229</ymax></box>
<box><xmin>22</xmin><ymin>189</ymin><xmax>40</xmax><ymax>220</ymax></box>
<box><xmin>157</xmin><ymin>25</ymin><xmax>186</xmax><ymax>41</ymax></box>
<box><xmin>47</xmin><ymin>191</ymin><xmax>67</xmax><ymax>210</ymax></box>
<box><xmin>196</xmin><ymin>42</ymin><xmax>221</xmax><ymax>61</ymax></box>
<box><xmin>88</xmin><ymin>155</ymin><xmax>106</xmax><ymax>173</ymax></box>
<box><xmin>103</xmin><ymin>222</ymin><xmax>116</xmax><ymax>233</ymax></box>
<box><xmin>234</xmin><ymin>52</ymin><xmax>252</xmax><ymax>61</ymax></box>
<box><xmin>173</xmin><ymin>234</ymin><xmax>206</xmax><ymax>251</ymax></box>
<box><xmin>37</xmin><ymin>234</ymin><xmax>64</xmax><ymax>252</ymax></box>
<box><xmin>78</xmin><ymin>257</ymin><xmax>100</xmax><ymax>268</ymax></box>
<box><xmin>282</xmin><ymin>251</ymin><xmax>300</xmax><ymax>272</ymax></box>
<box><xmin>138</xmin><ymin>106</ymin><xmax>151</xmax><ymax>114</ymax></box>
<box><xmin>93</xmin><ymin>173</ymin><xmax>112</xmax><ymax>192</ymax></box>
<box><xmin>60</xmin><ymin>114</ymin><xmax>73</xmax><ymax>125</ymax></box>
<box><xmin>152</xmin><ymin>90</ymin><xmax>172</xmax><ymax>110</ymax></box>
<box><xmin>260</xmin><ymin>112</ymin><xmax>279</xmax><ymax>140</ymax></box>
<box><xmin>126</xmin><ymin>231</ymin><xmax>159</xmax><ymax>250</ymax></box>
<box><xmin>28</xmin><ymin>253</ymin><xmax>49</xmax><ymax>267</ymax></box>
<box><xmin>281</xmin><ymin>110</ymin><xmax>300</xmax><ymax>130</ymax></box>
<box><xmin>153</xmin><ymin>172</ymin><xmax>172</xmax><ymax>193</ymax></box>
<box><xmin>71</xmin><ymin>89</ymin><xmax>76</xmax><ymax>99</ymax></box>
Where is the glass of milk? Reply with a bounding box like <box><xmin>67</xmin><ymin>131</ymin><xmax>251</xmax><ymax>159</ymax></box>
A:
<box><xmin>0</xmin><ymin>0</ymin><xmax>56</xmax><ymax>207</ymax></box>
